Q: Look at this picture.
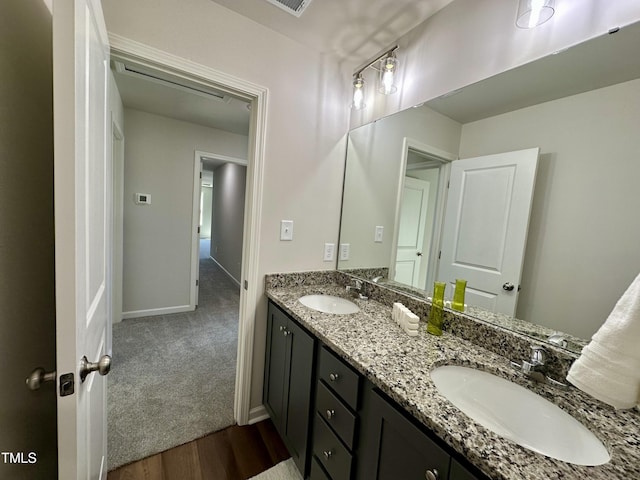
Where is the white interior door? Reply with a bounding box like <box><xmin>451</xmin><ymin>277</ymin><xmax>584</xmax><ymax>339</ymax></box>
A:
<box><xmin>438</xmin><ymin>148</ymin><xmax>538</xmax><ymax>316</ymax></box>
<box><xmin>394</xmin><ymin>177</ymin><xmax>430</xmax><ymax>287</ymax></box>
<box><xmin>53</xmin><ymin>1</ymin><xmax>111</xmax><ymax>479</ymax></box>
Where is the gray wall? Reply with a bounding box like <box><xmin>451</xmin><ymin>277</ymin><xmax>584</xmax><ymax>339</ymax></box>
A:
<box><xmin>210</xmin><ymin>163</ymin><xmax>247</xmax><ymax>284</ymax></box>
<box><xmin>0</xmin><ymin>1</ymin><xmax>57</xmax><ymax>477</ymax></box>
<box><xmin>122</xmin><ymin>108</ymin><xmax>248</xmax><ymax>316</ymax></box>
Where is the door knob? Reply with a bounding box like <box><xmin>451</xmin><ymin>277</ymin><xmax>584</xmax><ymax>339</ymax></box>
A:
<box><xmin>79</xmin><ymin>355</ymin><xmax>111</xmax><ymax>382</ymax></box>
<box><xmin>502</xmin><ymin>282</ymin><xmax>515</xmax><ymax>291</ymax></box>
<box><xmin>25</xmin><ymin>367</ymin><xmax>56</xmax><ymax>391</ymax></box>
<box><xmin>416</xmin><ymin>252</ymin><xmax>423</xmax><ymax>256</ymax></box>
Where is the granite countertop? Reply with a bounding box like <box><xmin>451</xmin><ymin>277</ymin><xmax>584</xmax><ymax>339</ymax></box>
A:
<box><xmin>265</xmin><ymin>279</ymin><xmax>640</xmax><ymax>480</ymax></box>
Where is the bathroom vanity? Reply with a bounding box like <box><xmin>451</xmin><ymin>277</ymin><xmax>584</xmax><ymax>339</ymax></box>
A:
<box><xmin>264</xmin><ymin>271</ymin><xmax>640</xmax><ymax>480</ymax></box>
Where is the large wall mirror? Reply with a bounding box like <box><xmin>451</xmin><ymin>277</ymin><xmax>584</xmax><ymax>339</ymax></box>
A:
<box><xmin>338</xmin><ymin>22</ymin><xmax>640</xmax><ymax>353</ymax></box>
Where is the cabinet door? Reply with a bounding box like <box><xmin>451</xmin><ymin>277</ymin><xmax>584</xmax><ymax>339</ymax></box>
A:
<box><xmin>365</xmin><ymin>389</ymin><xmax>450</xmax><ymax>480</ymax></box>
<box><xmin>450</xmin><ymin>458</ymin><xmax>482</xmax><ymax>480</ymax></box>
<box><xmin>285</xmin><ymin>317</ymin><xmax>316</xmax><ymax>472</ymax></box>
<box><xmin>263</xmin><ymin>303</ymin><xmax>290</xmax><ymax>432</ymax></box>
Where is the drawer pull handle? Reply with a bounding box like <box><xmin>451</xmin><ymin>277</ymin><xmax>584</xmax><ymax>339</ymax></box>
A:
<box><xmin>326</xmin><ymin>409</ymin><xmax>335</xmax><ymax>419</ymax></box>
<box><xmin>425</xmin><ymin>469</ymin><xmax>439</xmax><ymax>480</ymax></box>
<box><xmin>329</xmin><ymin>373</ymin><xmax>339</xmax><ymax>382</ymax></box>
<box><xmin>323</xmin><ymin>450</ymin><xmax>333</xmax><ymax>460</ymax></box>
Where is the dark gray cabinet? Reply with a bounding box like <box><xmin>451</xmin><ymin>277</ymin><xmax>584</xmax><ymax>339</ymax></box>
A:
<box><xmin>264</xmin><ymin>302</ymin><xmax>316</xmax><ymax>475</ymax></box>
<box><xmin>357</xmin><ymin>386</ymin><xmax>450</xmax><ymax>480</ymax></box>
<box><xmin>356</xmin><ymin>384</ymin><xmax>485</xmax><ymax>480</ymax></box>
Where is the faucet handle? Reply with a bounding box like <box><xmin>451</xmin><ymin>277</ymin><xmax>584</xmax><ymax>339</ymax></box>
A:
<box><xmin>529</xmin><ymin>345</ymin><xmax>546</xmax><ymax>365</ymax></box>
<box><xmin>354</xmin><ymin>279</ymin><xmax>363</xmax><ymax>289</ymax></box>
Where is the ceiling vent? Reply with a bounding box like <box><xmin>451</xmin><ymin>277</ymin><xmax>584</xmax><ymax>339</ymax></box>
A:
<box><xmin>263</xmin><ymin>0</ymin><xmax>313</xmax><ymax>17</ymax></box>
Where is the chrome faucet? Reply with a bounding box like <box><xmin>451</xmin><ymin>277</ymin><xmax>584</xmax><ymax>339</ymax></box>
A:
<box><xmin>511</xmin><ymin>345</ymin><xmax>567</xmax><ymax>388</ymax></box>
<box><xmin>345</xmin><ymin>279</ymin><xmax>368</xmax><ymax>300</ymax></box>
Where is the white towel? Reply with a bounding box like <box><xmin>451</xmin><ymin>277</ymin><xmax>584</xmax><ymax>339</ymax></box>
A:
<box><xmin>567</xmin><ymin>272</ymin><xmax>640</xmax><ymax>409</ymax></box>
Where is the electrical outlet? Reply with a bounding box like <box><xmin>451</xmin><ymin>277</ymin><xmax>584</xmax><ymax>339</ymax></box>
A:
<box><xmin>375</xmin><ymin>225</ymin><xmax>384</xmax><ymax>243</ymax></box>
<box><xmin>280</xmin><ymin>220</ymin><xmax>293</xmax><ymax>241</ymax></box>
<box><xmin>323</xmin><ymin>243</ymin><xmax>335</xmax><ymax>262</ymax></box>
<box><xmin>340</xmin><ymin>243</ymin><xmax>350</xmax><ymax>261</ymax></box>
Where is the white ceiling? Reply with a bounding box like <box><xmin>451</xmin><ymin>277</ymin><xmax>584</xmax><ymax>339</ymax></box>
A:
<box><xmin>210</xmin><ymin>0</ymin><xmax>455</xmax><ymax>65</ymax></box>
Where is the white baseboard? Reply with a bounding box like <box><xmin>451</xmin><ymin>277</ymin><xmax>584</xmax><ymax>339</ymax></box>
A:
<box><xmin>210</xmin><ymin>255</ymin><xmax>241</xmax><ymax>288</ymax></box>
<box><xmin>122</xmin><ymin>304</ymin><xmax>194</xmax><ymax>320</ymax></box>
<box><xmin>247</xmin><ymin>405</ymin><xmax>270</xmax><ymax>425</ymax></box>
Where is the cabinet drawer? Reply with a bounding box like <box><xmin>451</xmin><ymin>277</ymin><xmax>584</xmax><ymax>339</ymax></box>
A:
<box><xmin>316</xmin><ymin>381</ymin><xmax>357</xmax><ymax>450</ymax></box>
<box><xmin>318</xmin><ymin>346</ymin><xmax>360</xmax><ymax>409</ymax></box>
<box><xmin>313</xmin><ymin>413</ymin><xmax>353</xmax><ymax>480</ymax></box>
<box><xmin>310</xmin><ymin>456</ymin><xmax>331</xmax><ymax>480</ymax></box>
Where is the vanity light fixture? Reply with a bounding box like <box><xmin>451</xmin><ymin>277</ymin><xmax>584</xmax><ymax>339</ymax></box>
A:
<box><xmin>351</xmin><ymin>74</ymin><xmax>366</xmax><ymax>110</ymax></box>
<box><xmin>350</xmin><ymin>45</ymin><xmax>399</xmax><ymax>109</ymax></box>
<box><xmin>516</xmin><ymin>0</ymin><xmax>555</xmax><ymax>29</ymax></box>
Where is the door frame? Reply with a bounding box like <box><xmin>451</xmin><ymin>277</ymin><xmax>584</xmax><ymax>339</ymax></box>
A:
<box><xmin>389</xmin><ymin>137</ymin><xmax>455</xmax><ymax>290</ymax></box>
<box><xmin>111</xmin><ymin>117</ymin><xmax>124</xmax><ymax>329</ymax></box>
<box><xmin>109</xmin><ymin>34</ymin><xmax>268</xmax><ymax>425</ymax></box>
<box><xmin>192</xmin><ymin>150</ymin><xmax>248</xmax><ymax>304</ymax></box>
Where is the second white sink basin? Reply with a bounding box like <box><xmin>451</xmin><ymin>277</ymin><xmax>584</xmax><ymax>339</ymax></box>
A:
<box><xmin>430</xmin><ymin>365</ymin><xmax>610</xmax><ymax>466</ymax></box>
<box><xmin>298</xmin><ymin>295</ymin><xmax>359</xmax><ymax>314</ymax></box>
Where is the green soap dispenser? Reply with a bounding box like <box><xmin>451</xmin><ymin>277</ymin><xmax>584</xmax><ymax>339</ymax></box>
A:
<box><xmin>427</xmin><ymin>282</ymin><xmax>446</xmax><ymax>336</ymax></box>
<box><xmin>452</xmin><ymin>279</ymin><xmax>467</xmax><ymax>312</ymax></box>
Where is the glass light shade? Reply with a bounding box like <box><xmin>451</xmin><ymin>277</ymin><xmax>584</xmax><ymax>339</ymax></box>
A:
<box><xmin>351</xmin><ymin>75</ymin><xmax>366</xmax><ymax>110</ymax></box>
<box><xmin>516</xmin><ymin>0</ymin><xmax>555</xmax><ymax>29</ymax></box>
<box><xmin>378</xmin><ymin>55</ymin><xmax>398</xmax><ymax>95</ymax></box>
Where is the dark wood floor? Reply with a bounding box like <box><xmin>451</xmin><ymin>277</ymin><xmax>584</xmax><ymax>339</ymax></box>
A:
<box><xmin>107</xmin><ymin>419</ymin><xmax>291</xmax><ymax>480</ymax></box>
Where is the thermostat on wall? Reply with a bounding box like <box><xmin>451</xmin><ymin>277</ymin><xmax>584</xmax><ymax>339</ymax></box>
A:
<box><xmin>135</xmin><ymin>193</ymin><xmax>151</xmax><ymax>205</ymax></box>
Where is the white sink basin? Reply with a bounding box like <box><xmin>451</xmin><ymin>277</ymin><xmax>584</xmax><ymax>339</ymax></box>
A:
<box><xmin>298</xmin><ymin>295</ymin><xmax>359</xmax><ymax>314</ymax></box>
<box><xmin>430</xmin><ymin>365</ymin><xmax>610</xmax><ymax>466</ymax></box>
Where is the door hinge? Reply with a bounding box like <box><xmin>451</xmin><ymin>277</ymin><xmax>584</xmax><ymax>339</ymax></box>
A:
<box><xmin>438</xmin><ymin>250</ymin><xmax>441</xmax><ymax>259</ymax></box>
<box><xmin>196</xmin><ymin>279</ymin><xmax>199</xmax><ymax>286</ymax></box>
<box><xmin>200</xmin><ymin>172</ymin><xmax>202</xmax><ymax>179</ymax></box>
<box><xmin>244</xmin><ymin>280</ymin><xmax>248</xmax><ymax>290</ymax></box>
<box><xmin>59</xmin><ymin>373</ymin><xmax>75</xmax><ymax>397</ymax></box>
<box><xmin>447</xmin><ymin>180</ymin><xmax>450</xmax><ymax>188</ymax></box>
<box><xmin>197</xmin><ymin>226</ymin><xmax>200</xmax><ymax>234</ymax></box>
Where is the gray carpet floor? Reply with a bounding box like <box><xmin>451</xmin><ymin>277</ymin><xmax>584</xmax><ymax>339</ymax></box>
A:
<box><xmin>108</xmin><ymin>255</ymin><xmax>238</xmax><ymax>469</ymax></box>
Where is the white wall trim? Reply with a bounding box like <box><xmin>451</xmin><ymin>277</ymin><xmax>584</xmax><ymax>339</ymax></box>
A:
<box><xmin>196</xmin><ymin>150</ymin><xmax>248</xmax><ymax>167</ymax></box>
<box><xmin>111</xmin><ymin>118</ymin><xmax>124</xmax><ymax>326</ymax></box>
<box><xmin>210</xmin><ymin>255</ymin><xmax>241</xmax><ymax>288</ymax></box>
<box><xmin>248</xmin><ymin>405</ymin><xmax>270</xmax><ymax>425</ymax></box>
<box><xmin>121</xmin><ymin>304</ymin><xmax>194</xmax><ymax>320</ymax></box>
<box><xmin>109</xmin><ymin>33</ymin><xmax>268</xmax><ymax>425</ymax></box>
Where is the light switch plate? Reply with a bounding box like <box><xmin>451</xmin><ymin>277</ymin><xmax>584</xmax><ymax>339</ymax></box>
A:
<box><xmin>340</xmin><ymin>243</ymin><xmax>350</xmax><ymax>261</ymax></box>
<box><xmin>323</xmin><ymin>243</ymin><xmax>335</xmax><ymax>261</ymax></box>
<box><xmin>280</xmin><ymin>220</ymin><xmax>294</xmax><ymax>241</ymax></box>
<box><xmin>375</xmin><ymin>225</ymin><xmax>384</xmax><ymax>243</ymax></box>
